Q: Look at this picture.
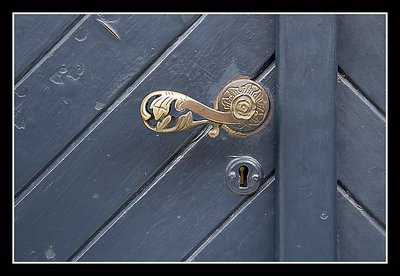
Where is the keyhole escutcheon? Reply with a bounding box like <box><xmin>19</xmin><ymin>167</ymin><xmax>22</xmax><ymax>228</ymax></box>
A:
<box><xmin>225</xmin><ymin>157</ymin><xmax>263</xmax><ymax>195</ymax></box>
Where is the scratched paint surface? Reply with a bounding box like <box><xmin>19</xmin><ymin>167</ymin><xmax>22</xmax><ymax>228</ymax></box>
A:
<box><xmin>14</xmin><ymin>15</ymin><xmax>80</xmax><ymax>79</ymax></box>
<box><xmin>14</xmin><ymin>14</ymin><xmax>199</xmax><ymax>193</ymax></box>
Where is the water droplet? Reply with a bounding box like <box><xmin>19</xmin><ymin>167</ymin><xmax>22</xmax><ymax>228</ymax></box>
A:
<box><xmin>50</xmin><ymin>73</ymin><xmax>64</xmax><ymax>85</ymax></box>
<box><xmin>106</xmin><ymin>153</ymin><xmax>111</xmax><ymax>157</ymax></box>
<box><xmin>320</xmin><ymin>211</ymin><xmax>329</xmax><ymax>220</ymax></box>
<box><xmin>45</xmin><ymin>246</ymin><xmax>56</xmax><ymax>260</ymax></box>
<box><xmin>66</xmin><ymin>64</ymin><xmax>84</xmax><ymax>80</ymax></box>
<box><xmin>14</xmin><ymin>111</ymin><xmax>26</xmax><ymax>130</ymax></box>
<box><xmin>59</xmin><ymin>65</ymin><xmax>68</xmax><ymax>74</ymax></box>
<box><xmin>74</xmin><ymin>28</ymin><xmax>88</xmax><ymax>42</ymax></box>
<box><xmin>15</xmin><ymin>91</ymin><xmax>26</xmax><ymax>98</ymax></box>
<box><xmin>94</xmin><ymin>101</ymin><xmax>105</xmax><ymax>110</ymax></box>
<box><xmin>177</xmin><ymin>215</ymin><xmax>181</xmax><ymax>219</ymax></box>
<box><xmin>60</xmin><ymin>97</ymin><xmax>72</xmax><ymax>105</ymax></box>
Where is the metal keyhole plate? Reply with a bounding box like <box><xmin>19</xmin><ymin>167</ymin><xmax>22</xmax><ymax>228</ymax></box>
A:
<box><xmin>225</xmin><ymin>156</ymin><xmax>263</xmax><ymax>195</ymax></box>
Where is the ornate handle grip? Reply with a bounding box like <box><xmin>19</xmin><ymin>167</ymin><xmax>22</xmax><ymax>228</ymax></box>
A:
<box><xmin>140</xmin><ymin>76</ymin><xmax>272</xmax><ymax>138</ymax></box>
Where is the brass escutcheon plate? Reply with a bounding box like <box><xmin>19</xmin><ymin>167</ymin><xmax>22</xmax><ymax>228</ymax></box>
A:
<box><xmin>214</xmin><ymin>76</ymin><xmax>272</xmax><ymax>137</ymax></box>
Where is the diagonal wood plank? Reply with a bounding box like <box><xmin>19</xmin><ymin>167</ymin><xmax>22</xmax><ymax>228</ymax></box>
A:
<box><xmin>14</xmin><ymin>14</ymin><xmax>199</xmax><ymax>194</ymax></box>
<box><xmin>337</xmin><ymin>75</ymin><xmax>386</xmax><ymax>223</ymax></box>
<box><xmin>338</xmin><ymin>15</ymin><xmax>386</xmax><ymax>113</ymax></box>
<box><xmin>14</xmin><ymin>14</ymin><xmax>81</xmax><ymax>80</ymax></box>
<box><xmin>15</xmin><ymin>15</ymin><xmax>275</xmax><ymax>261</ymax></box>
<box><xmin>337</xmin><ymin>186</ymin><xmax>385</xmax><ymax>261</ymax></box>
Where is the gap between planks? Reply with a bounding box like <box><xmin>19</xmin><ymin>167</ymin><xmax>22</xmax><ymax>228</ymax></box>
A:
<box><xmin>337</xmin><ymin>181</ymin><xmax>385</xmax><ymax>230</ymax></box>
<box><xmin>14</xmin><ymin>15</ymin><xmax>86</xmax><ymax>83</ymax></box>
<box><xmin>337</xmin><ymin>68</ymin><xmax>386</xmax><ymax>120</ymax></box>
<box><xmin>15</xmin><ymin>15</ymin><xmax>91</xmax><ymax>88</ymax></box>
<box><xmin>14</xmin><ymin>14</ymin><xmax>207</xmax><ymax>206</ymax></box>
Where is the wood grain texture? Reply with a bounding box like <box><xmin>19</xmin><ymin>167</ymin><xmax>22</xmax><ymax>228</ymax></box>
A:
<box><xmin>15</xmin><ymin>15</ymin><xmax>275</xmax><ymax>261</ymax></box>
<box><xmin>14</xmin><ymin>14</ymin><xmax>80</xmax><ymax>80</ymax></box>
<box><xmin>276</xmin><ymin>15</ymin><xmax>337</xmax><ymax>261</ymax></box>
<box><xmin>338</xmin><ymin>15</ymin><xmax>386</xmax><ymax>112</ymax></box>
<box><xmin>14</xmin><ymin>14</ymin><xmax>199</xmax><ymax>194</ymax></box>
<box><xmin>337</xmin><ymin>75</ymin><xmax>386</xmax><ymax>223</ymax></box>
<box><xmin>191</xmin><ymin>179</ymin><xmax>275</xmax><ymax>262</ymax></box>
<box><xmin>78</xmin><ymin>68</ymin><xmax>276</xmax><ymax>261</ymax></box>
<box><xmin>337</xmin><ymin>186</ymin><xmax>385</xmax><ymax>261</ymax></box>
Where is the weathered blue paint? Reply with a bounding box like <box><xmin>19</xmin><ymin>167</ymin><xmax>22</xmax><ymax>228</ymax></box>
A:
<box><xmin>276</xmin><ymin>15</ymin><xmax>337</xmax><ymax>261</ymax></box>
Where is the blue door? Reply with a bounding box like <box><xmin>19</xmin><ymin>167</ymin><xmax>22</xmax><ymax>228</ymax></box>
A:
<box><xmin>14</xmin><ymin>14</ymin><xmax>386</xmax><ymax>262</ymax></box>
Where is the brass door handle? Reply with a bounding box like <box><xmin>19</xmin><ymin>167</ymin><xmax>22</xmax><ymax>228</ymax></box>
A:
<box><xmin>140</xmin><ymin>76</ymin><xmax>272</xmax><ymax>138</ymax></box>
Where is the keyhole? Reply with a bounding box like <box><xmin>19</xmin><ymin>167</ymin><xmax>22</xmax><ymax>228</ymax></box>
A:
<box><xmin>239</xmin><ymin>165</ymin><xmax>249</xmax><ymax>189</ymax></box>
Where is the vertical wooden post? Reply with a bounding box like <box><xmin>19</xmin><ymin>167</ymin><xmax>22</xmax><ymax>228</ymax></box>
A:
<box><xmin>276</xmin><ymin>15</ymin><xmax>337</xmax><ymax>261</ymax></box>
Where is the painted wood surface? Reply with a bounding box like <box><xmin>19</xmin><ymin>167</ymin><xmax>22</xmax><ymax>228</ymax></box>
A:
<box><xmin>14</xmin><ymin>14</ymin><xmax>386</xmax><ymax>262</ymax></box>
<box><xmin>337</xmin><ymin>75</ymin><xmax>386</xmax><ymax>223</ymax></box>
<box><xmin>14</xmin><ymin>14</ymin><xmax>81</xmax><ymax>80</ymax></box>
<box><xmin>337</xmin><ymin>186</ymin><xmax>385</xmax><ymax>261</ymax></box>
<box><xmin>15</xmin><ymin>15</ymin><xmax>275</xmax><ymax>261</ymax></box>
<box><xmin>276</xmin><ymin>15</ymin><xmax>337</xmax><ymax>261</ymax></box>
<box><xmin>190</xmin><ymin>181</ymin><xmax>386</xmax><ymax>262</ymax></box>
<box><xmin>14</xmin><ymin>14</ymin><xmax>199</xmax><ymax>194</ymax></box>
<box><xmin>338</xmin><ymin>15</ymin><xmax>386</xmax><ymax>113</ymax></box>
<box><xmin>191</xmin><ymin>179</ymin><xmax>275</xmax><ymax>262</ymax></box>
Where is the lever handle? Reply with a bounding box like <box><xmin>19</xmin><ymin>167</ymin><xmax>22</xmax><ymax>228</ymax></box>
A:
<box><xmin>140</xmin><ymin>76</ymin><xmax>272</xmax><ymax>138</ymax></box>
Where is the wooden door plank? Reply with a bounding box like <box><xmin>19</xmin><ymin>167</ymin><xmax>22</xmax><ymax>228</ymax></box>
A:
<box><xmin>189</xmin><ymin>179</ymin><xmax>275</xmax><ymax>262</ymax></box>
<box><xmin>15</xmin><ymin>15</ymin><xmax>275</xmax><ymax>261</ymax></box>
<box><xmin>14</xmin><ymin>14</ymin><xmax>199</xmax><ymax>194</ymax></box>
<box><xmin>338</xmin><ymin>15</ymin><xmax>386</xmax><ymax>113</ymax></box>
<box><xmin>276</xmin><ymin>15</ymin><xmax>337</xmax><ymax>261</ymax></box>
<box><xmin>337</xmin><ymin>186</ymin><xmax>385</xmax><ymax>261</ymax></box>
<box><xmin>14</xmin><ymin>14</ymin><xmax>81</xmax><ymax>80</ymax></box>
<box><xmin>78</xmin><ymin>67</ymin><xmax>276</xmax><ymax>261</ymax></box>
<box><xmin>337</xmin><ymin>75</ymin><xmax>386</xmax><ymax>223</ymax></box>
